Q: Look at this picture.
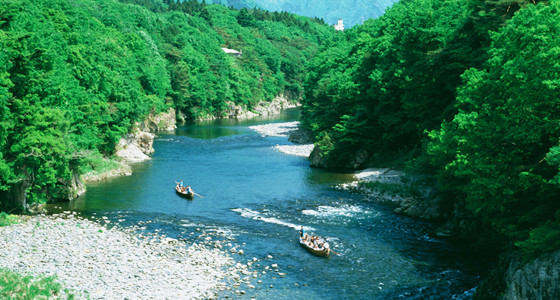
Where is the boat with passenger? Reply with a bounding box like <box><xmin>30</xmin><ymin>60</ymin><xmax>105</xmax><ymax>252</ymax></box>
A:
<box><xmin>175</xmin><ymin>181</ymin><xmax>194</xmax><ymax>199</ymax></box>
<box><xmin>299</xmin><ymin>233</ymin><xmax>330</xmax><ymax>257</ymax></box>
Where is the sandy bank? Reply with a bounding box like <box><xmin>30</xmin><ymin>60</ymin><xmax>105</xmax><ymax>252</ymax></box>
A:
<box><xmin>250</xmin><ymin>121</ymin><xmax>314</xmax><ymax>157</ymax></box>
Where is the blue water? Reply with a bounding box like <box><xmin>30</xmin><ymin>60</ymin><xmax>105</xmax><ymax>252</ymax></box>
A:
<box><xmin>56</xmin><ymin>109</ymin><xmax>483</xmax><ymax>299</ymax></box>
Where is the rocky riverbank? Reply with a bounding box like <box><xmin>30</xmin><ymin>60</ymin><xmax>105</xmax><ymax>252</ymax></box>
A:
<box><xmin>345</xmin><ymin>170</ymin><xmax>560</xmax><ymax>299</ymax></box>
<box><xmin>250</xmin><ymin>121</ymin><xmax>315</xmax><ymax>157</ymax></box>
<box><xmin>251</xmin><ymin>123</ymin><xmax>442</xmax><ymax>220</ymax></box>
<box><xmin>336</xmin><ymin>168</ymin><xmax>442</xmax><ymax>221</ymax></box>
<box><xmin>77</xmin><ymin>108</ymin><xmax>177</xmax><ymax>187</ymax></box>
<box><xmin>0</xmin><ymin>214</ymin><xmax>255</xmax><ymax>299</ymax></box>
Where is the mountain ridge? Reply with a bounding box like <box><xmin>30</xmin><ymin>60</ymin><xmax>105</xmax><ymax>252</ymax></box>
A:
<box><xmin>209</xmin><ymin>0</ymin><xmax>398</xmax><ymax>27</ymax></box>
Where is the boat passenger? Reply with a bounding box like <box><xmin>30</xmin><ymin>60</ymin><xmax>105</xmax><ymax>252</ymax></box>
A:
<box><xmin>300</xmin><ymin>226</ymin><xmax>306</xmax><ymax>238</ymax></box>
<box><xmin>179</xmin><ymin>180</ymin><xmax>184</xmax><ymax>187</ymax></box>
<box><xmin>186</xmin><ymin>186</ymin><xmax>193</xmax><ymax>193</ymax></box>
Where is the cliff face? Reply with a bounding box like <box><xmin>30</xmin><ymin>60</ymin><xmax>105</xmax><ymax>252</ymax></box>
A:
<box><xmin>115</xmin><ymin>107</ymin><xmax>176</xmax><ymax>162</ymax></box>
<box><xmin>69</xmin><ymin>167</ymin><xmax>86</xmax><ymax>199</ymax></box>
<box><xmin>219</xmin><ymin>95</ymin><xmax>298</xmax><ymax>119</ymax></box>
<box><xmin>115</xmin><ymin>132</ymin><xmax>155</xmax><ymax>162</ymax></box>
<box><xmin>502</xmin><ymin>250</ymin><xmax>560</xmax><ymax>300</ymax></box>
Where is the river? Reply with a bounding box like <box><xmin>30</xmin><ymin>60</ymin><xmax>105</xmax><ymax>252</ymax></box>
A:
<box><xmin>55</xmin><ymin>109</ymin><xmax>483</xmax><ymax>299</ymax></box>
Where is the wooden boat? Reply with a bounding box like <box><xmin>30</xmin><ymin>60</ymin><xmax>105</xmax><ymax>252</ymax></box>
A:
<box><xmin>299</xmin><ymin>235</ymin><xmax>330</xmax><ymax>257</ymax></box>
<box><xmin>175</xmin><ymin>185</ymin><xmax>194</xmax><ymax>199</ymax></box>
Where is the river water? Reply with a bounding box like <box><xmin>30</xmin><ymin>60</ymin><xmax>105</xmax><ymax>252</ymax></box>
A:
<box><xmin>56</xmin><ymin>109</ymin><xmax>483</xmax><ymax>299</ymax></box>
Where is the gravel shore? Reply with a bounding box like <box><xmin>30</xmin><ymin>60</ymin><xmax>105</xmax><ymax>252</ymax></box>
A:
<box><xmin>249</xmin><ymin>122</ymin><xmax>314</xmax><ymax>157</ymax></box>
<box><xmin>0</xmin><ymin>214</ymin><xmax>248</xmax><ymax>299</ymax></box>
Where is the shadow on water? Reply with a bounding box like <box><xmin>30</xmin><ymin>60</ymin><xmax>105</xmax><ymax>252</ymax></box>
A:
<box><xmin>51</xmin><ymin>108</ymin><xmax>484</xmax><ymax>299</ymax></box>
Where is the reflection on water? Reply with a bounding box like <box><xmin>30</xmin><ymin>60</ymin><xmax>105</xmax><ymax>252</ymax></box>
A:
<box><xmin>304</xmin><ymin>167</ymin><xmax>356</xmax><ymax>186</ymax></box>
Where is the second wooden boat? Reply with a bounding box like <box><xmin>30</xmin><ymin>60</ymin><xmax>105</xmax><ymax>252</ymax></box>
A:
<box><xmin>299</xmin><ymin>236</ymin><xmax>330</xmax><ymax>257</ymax></box>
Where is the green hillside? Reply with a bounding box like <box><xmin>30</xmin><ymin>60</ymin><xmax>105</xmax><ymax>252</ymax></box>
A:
<box><xmin>0</xmin><ymin>0</ymin><xmax>336</xmax><ymax>208</ymax></box>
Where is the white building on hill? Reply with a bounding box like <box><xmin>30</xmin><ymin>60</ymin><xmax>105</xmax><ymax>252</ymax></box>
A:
<box><xmin>222</xmin><ymin>48</ymin><xmax>242</xmax><ymax>57</ymax></box>
<box><xmin>334</xmin><ymin>19</ymin><xmax>344</xmax><ymax>31</ymax></box>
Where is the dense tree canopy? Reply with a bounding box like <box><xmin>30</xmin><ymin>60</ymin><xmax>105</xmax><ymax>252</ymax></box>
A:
<box><xmin>0</xmin><ymin>0</ymin><xmax>335</xmax><ymax>209</ymax></box>
<box><xmin>301</xmin><ymin>0</ymin><xmax>560</xmax><ymax>261</ymax></box>
<box><xmin>428</xmin><ymin>0</ymin><xmax>560</xmax><ymax>258</ymax></box>
<box><xmin>302</xmin><ymin>0</ymin><xmax>468</xmax><ymax>167</ymax></box>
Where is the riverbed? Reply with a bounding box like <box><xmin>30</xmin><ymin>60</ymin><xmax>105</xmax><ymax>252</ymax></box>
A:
<box><xmin>47</xmin><ymin>109</ymin><xmax>482</xmax><ymax>299</ymax></box>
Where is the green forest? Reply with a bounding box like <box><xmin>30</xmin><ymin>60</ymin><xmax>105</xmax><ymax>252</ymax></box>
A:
<box><xmin>0</xmin><ymin>0</ymin><xmax>336</xmax><ymax>208</ymax></box>
<box><xmin>300</xmin><ymin>0</ymin><xmax>560</xmax><ymax>271</ymax></box>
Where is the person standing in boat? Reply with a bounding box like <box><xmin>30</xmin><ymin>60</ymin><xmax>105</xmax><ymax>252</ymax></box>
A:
<box><xmin>176</xmin><ymin>180</ymin><xmax>184</xmax><ymax>189</ymax></box>
<box><xmin>179</xmin><ymin>180</ymin><xmax>186</xmax><ymax>192</ymax></box>
<box><xmin>300</xmin><ymin>226</ymin><xmax>307</xmax><ymax>240</ymax></box>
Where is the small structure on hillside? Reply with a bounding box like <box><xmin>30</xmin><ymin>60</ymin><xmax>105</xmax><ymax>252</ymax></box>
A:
<box><xmin>334</xmin><ymin>19</ymin><xmax>344</xmax><ymax>31</ymax></box>
<box><xmin>222</xmin><ymin>47</ymin><xmax>242</xmax><ymax>57</ymax></box>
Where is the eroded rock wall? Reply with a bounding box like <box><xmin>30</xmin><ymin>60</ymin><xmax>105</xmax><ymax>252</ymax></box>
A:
<box><xmin>503</xmin><ymin>250</ymin><xmax>560</xmax><ymax>300</ymax></box>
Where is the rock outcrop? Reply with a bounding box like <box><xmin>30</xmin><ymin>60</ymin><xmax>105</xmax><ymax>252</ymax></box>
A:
<box><xmin>221</xmin><ymin>95</ymin><xmax>298</xmax><ymax>119</ymax></box>
<box><xmin>69</xmin><ymin>167</ymin><xmax>86</xmax><ymax>199</ymax></box>
<box><xmin>137</xmin><ymin>107</ymin><xmax>177</xmax><ymax>132</ymax></box>
<box><xmin>393</xmin><ymin>196</ymin><xmax>443</xmax><ymax>220</ymax></box>
<box><xmin>76</xmin><ymin>107</ymin><xmax>175</xmax><ymax>195</ymax></box>
<box><xmin>115</xmin><ymin>107</ymin><xmax>176</xmax><ymax>162</ymax></box>
<box><xmin>502</xmin><ymin>250</ymin><xmax>560</xmax><ymax>300</ymax></box>
<box><xmin>340</xmin><ymin>168</ymin><xmax>443</xmax><ymax>220</ymax></box>
<box><xmin>115</xmin><ymin>132</ymin><xmax>155</xmax><ymax>162</ymax></box>
<box><xmin>288</xmin><ymin>126</ymin><xmax>314</xmax><ymax>144</ymax></box>
<box><xmin>308</xmin><ymin>145</ymin><xmax>327</xmax><ymax>168</ymax></box>
<box><xmin>0</xmin><ymin>181</ymin><xmax>28</xmax><ymax>211</ymax></box>
<box><xmin>309</xmin><ymin>147</ymin><xmax>369</xmax><ymax>169</ymax></box>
